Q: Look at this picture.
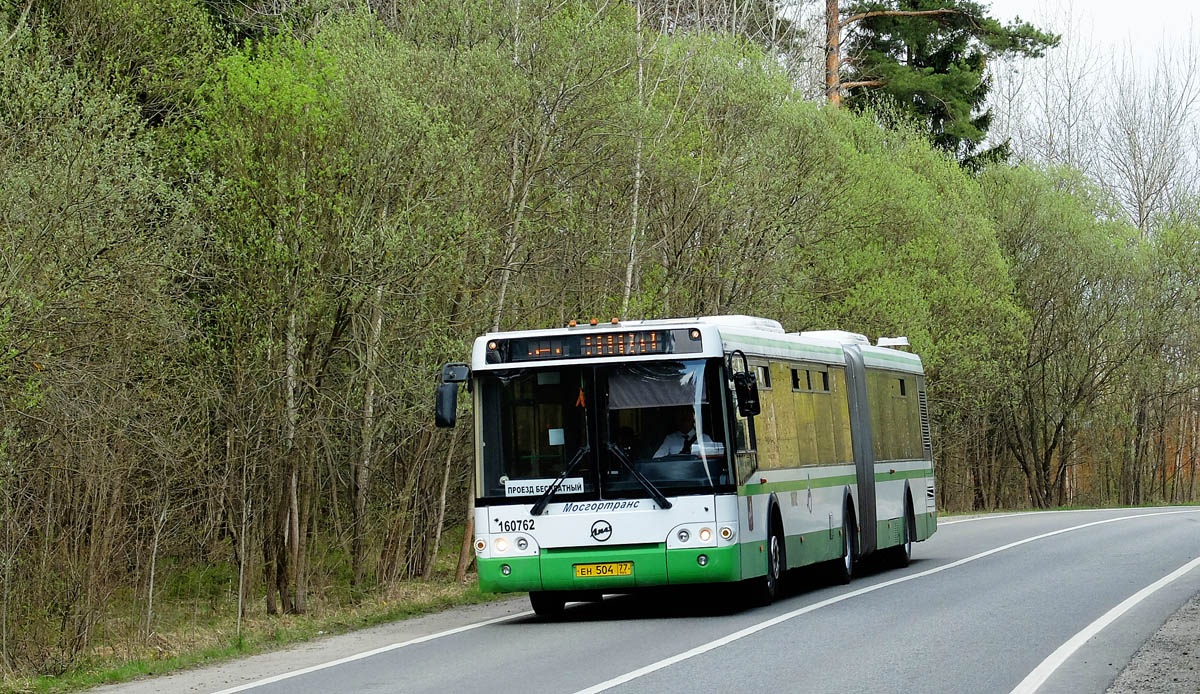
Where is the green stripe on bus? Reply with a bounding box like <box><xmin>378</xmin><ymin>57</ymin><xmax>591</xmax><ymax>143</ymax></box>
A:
<box><xmin>873</xmin><ymin>468</ymin><xmax>930</xmax><ymax>483</ymax></box>
<box><xmin>864</xmin><ymin>350</ymin><xmax>922</xmax><ymax>366</ymax></box>
<box><xmin>720</xmin><ymin>332</ymin><xmax>844</xmax><ymax>357</ymax></box>
<box><xmin>737</xmin><ymin>467</ymin><xmax>929</xmax><ymax>495</ymax></box>
<box><xmin>738</xmin><ymin>474</ymin><xmax>857</xmax><ymax>495</ymax></box>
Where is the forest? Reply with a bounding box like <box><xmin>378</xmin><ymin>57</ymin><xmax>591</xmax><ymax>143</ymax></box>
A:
<box><xmin>1</xmin><ymin>0</ymin><xmax>1198</xmax><ymax>686</ymax></box>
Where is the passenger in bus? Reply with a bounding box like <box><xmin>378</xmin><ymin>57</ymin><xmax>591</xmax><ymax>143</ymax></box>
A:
<box><xmin>653</xmin><ymin>407</ymin><xmax>712</xmax><ymax>458</ymax></box>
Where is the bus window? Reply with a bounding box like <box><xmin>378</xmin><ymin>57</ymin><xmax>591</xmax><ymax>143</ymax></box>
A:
<box><xmin>477</xmin><ymin>368</ymin><xmax>594</xmax><ymax>501</ymax></box>
<box><xmin>604</xmin><ymin>359</ymin><xmax>730</xmax><ymax>495</ymax></box>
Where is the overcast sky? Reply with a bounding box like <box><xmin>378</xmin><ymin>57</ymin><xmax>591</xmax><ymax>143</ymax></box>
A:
<box><xmin>988</xmin><ymin>0</ymin><xmax>1196</xmax><ymax>64</ymax></box>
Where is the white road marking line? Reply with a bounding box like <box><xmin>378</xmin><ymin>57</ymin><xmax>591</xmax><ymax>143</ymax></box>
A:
<box><xmin>941</xmin><ymin>513</ymin><xmax>1040</xmax><ymax>525</ymax></box>
<box><xmin>209</xmin><ymin>609</ymin><xmax>534</xmax><ymax>694</ymax></box>
<box><xmin>1008</xmin><ymin>554</ymin><xmax>1200</xmax><ymax>694</ymax></box>
<box><xmin>571</xmin><ymin>509</ymin><xmax>1200</xmax><ymax>694</ymax></box>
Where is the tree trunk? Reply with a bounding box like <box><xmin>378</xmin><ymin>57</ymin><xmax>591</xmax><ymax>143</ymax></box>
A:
<box><xmin>263</xmin><ymin>497</ymin><xmax>278</xmax><ymax>616</ymax></box>
<box><xmin>353</xmin><ymin>285</ymin><xmax>384</xmax><ymax>586</ymax></box>
<box><xmin>824</xmin><ymin>0</ymin><xmax>840</xmax><ymax>105</ymax></box>
<box><xmin>294</xmin><ymin>463</ymin><xmax>312</xmax><ymax>614</ymax></box>
<box><xmin>424</xmin><ymin>428</ymin><xmax>461</xmax><ymax>579</ymax></box>
<box><xmin>455</xmin><ymin>469</ymin><xmax>476</xmax><ymax>584</ymax></box>
<box><xmin>144</xmin><ymin>506</ymin><xmax>167</xmax><ymax>639</ymax></box>
<box><xmin>277</xmin><ymin>310</ymin><xmax>300</xmax><ymax>614</ymax></box>
<box><xmin>1172</xmin><ymin>407</ymin><xmax>1186</xmax><ymax>503</ymax></box>
<box><xmin>1158</xmin><ymin>406</ymin><xmax>1169</xmax><ymax>501</ymax></box>
<box><xmin>275</xmin><ymin>484</ymin><xmax>293</xmax><ymax>614</ymax></box>
<box><xmin>236</xmin><ymin>447</ymin><xmax>248</xmax><ymax>636</ymax></box>
<box><xmin>1189</xmin><ymin>399</ymin><xmax>1198</xmax><ymax>501</ymax></box>
<box><xmin>621</xmin><ymin>1</ymin><xmax>646</xmax><ymax>318</ymax></box>
<box><xmin>1130</xmin><ymin>398</ymin><xmax>1148</xmax><ymax>505</ymax></box>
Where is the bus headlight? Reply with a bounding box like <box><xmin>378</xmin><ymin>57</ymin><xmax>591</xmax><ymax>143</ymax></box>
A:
<box><xmin>698</xmin><ymin>527</ymin><xmax>712</xmax><ymax>542</ymax></box>
<box><xmin>475</xmin><ymin>538</ymin><xmax>487</xmax><ymax>552</ymax></box>
<box><xmin>720</xmin><ymin>526</ymin><xmax>734</xmax><ymax>541</ymax></box>
<box><xmin>677</xmin><ymin>529</ymin><xmax>690</xmax><ymax>543</ymax></box>
<box><xmin>516</xmin><ymin>537</ymin><xmax>528</xmax><ymax>551</ymax></box>
<box><xmin>495</xmin><ymin>537</ymin><xmax>509</xmax><ymax>553</ymax></box>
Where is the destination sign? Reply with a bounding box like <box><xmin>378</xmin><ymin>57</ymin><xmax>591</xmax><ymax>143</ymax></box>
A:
<box><xmin>490</xmin><ymin>329</ymin><xmax>703</xmax><ymax>363</ymax></box>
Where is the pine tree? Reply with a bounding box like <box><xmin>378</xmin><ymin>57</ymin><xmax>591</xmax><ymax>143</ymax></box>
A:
<box><xmin>840</xmin><ymin>0</ymin><xmax>1056</xmax><ymax>167</ymax></box>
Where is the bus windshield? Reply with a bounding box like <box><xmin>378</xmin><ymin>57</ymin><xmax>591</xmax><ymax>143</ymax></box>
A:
<box><xmin>476</xmin><ymin>359</ymin><xmax>730</xmax><ymax>503</ymax></box>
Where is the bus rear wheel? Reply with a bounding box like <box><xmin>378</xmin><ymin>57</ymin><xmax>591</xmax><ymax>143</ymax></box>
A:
<box><xmin>889</xmin><ymin>500</ymin><xmax>914</xmax><ymax>568</ymax></box>
<box><xmin>529</xmin><ymin>591</ymin><xmax>566</xmax><ymax>618</ymax></box>
<box><xmin>831</xmin><ymin>509</ymin><xmax>855</xmax><ymax>585</ymax></box>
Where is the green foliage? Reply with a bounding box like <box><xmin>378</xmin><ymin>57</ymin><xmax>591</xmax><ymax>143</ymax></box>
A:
<box><xmin>0</xmin><ymin>15</ymin><xmax>196</xmax><ymax>677</ymax></box>
<box><xmin>43</xmin><ymin>0</ymin><xmax>219</xmax><ymax>121</ymax></box>
<box><xmin>843</xmin><ymin>0</ymin><xmax>1057</xmax><ymax>166</ymax></box>
<box><xmin>979</xmin><ymin>165</ymin><xmax>1148</xmax><ymax>506</ymax></box>
<box><xmin>3</xmin><ymin>0</ymin><xmax>1197</xmax><ymax>683</ymax></box>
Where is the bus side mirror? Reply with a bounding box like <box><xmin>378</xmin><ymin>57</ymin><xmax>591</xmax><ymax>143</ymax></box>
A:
<box><xmin>733</xmin><ymin>371</ymin><xmax>760</xmax><ymax>417</ymax></box>
<box><xmin>435</xmin><ymin>383</ymin><xmax>459</xmax><ymax>428</ymax></box>
<box><xmin>436</xmin><ymin>362</ymin><xmax>469</xmax><ymax>428</ymax></box>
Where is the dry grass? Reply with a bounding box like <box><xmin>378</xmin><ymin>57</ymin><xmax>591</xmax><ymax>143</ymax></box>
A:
<box><xmin>2</xmin><ymin>528</ymin><xmax>505</xmax><ymax>694</ymax></box>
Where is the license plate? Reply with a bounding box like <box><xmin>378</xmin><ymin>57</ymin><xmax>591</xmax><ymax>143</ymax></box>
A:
<box><xmin>574</xmin><ymin>561</ymin><xmax>633</xmax><ymax>578</ymax></box>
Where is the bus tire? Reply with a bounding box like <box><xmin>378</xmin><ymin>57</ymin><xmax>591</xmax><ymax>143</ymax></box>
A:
<box><xmin>749</xmin><ymin>510</ymin><xmax>784</xmax><ymax>606</ymax></box>
<box><xmin>529</xmin><ymin>590</ymin><xmax>566</xmax><ymax>618</ymax></box>
<box><xmin>890</xmin><ymin>497</ymin><xmax>914</xmax><ymax>568</ymax></box>
<box><xmin>832</xmin><ymin>505</ymin><xmax>855</xmax><ymax>585</ymax></box>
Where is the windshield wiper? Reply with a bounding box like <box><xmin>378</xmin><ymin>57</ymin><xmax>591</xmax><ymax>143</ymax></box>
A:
<box><xmin>530</xmin><ymin>444</ymin><xmax>591</xmax><ymax>516</ymax></box>
<box><xmin>606</xmin><ymin>443</ymin><xmax>673</xmax><ymax>510</ymax></box>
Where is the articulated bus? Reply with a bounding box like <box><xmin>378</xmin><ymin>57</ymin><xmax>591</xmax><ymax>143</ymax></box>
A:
<box><xmin>435</xmin><ymin>315</ymin><xmax>937</xmax><ymax>616</ymax></box>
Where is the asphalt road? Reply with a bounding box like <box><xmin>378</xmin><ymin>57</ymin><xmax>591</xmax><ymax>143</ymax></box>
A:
<box><xmin>100</xmin><ymin>507</ymin><xmax>1200</xmax><ymax>694</ymax></box>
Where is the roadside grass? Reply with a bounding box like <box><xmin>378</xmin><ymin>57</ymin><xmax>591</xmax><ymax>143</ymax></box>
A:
<box><xmin>4</xmin><ymin>526</ymin><xmax>510</xmax><ymax>694</ymax></box>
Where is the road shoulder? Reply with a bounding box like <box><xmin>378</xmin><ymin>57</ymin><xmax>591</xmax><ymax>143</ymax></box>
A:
<box><xmin>90</xmin><ymin>596</ymin><xmax>531</xmax><ymax>694</ymax></box>
<box><xmin>1107</xmin><ymin>591</ymin><xmax>1200</xmax><ymax>694</ymax></box>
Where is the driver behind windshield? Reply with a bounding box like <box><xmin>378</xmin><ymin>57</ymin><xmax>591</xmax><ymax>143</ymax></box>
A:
<box><xmin>653</xmin><ymin>407</ymin><xmax>713</xmax><ymax>458</ymax></box>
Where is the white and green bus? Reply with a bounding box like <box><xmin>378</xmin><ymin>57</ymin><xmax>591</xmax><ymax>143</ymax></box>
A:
<box><xmin>435</xmin><ymin>315</ymin><xmax>937</xmax><ymax>616</ymax></box>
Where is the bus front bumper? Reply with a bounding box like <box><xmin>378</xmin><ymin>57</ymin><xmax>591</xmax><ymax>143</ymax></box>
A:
<box><xmin>478</xmin><ymin>543</ymin><xmax>741</xmax><ymax>593</ymax></box>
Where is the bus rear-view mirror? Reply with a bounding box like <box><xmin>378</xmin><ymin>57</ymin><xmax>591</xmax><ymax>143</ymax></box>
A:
<box><xmin>435</xmin><ymin>382</ymin><xmax>459</xmax><ymax>428</ymax></box>
<box><xmin>733</xmin><ymin>372</ymin><xmax>760</xmax><ymax>417</ymax></box>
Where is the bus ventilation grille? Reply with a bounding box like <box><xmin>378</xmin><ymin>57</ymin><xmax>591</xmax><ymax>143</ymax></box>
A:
<box><xmin>918</xmin><ymin>390</ymin><xmax>933</xmax><ymax>457</ymax></box>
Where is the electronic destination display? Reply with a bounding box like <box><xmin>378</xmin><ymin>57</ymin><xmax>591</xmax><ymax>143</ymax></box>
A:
<box><xmin>490</xmin><ymin>329</ymin><xmax>703</xmax><ymax>362</ymax></box>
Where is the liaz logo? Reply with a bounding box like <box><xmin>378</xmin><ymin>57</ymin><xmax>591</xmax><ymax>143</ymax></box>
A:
<box><xmin>590</xmin><ymin>520</ymin><xmax>612</xmax><ymax>542</ymax></box>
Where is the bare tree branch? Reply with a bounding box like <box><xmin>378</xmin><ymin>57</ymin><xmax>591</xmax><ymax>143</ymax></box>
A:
<box><xmin>1</xmin><ymin>1</ymin><xmax>32</xmax><ymax>50</ymax></box>
<box><xmin>840</xmin><ymin>79</ymin><xmax>886</xmax><ymax>89</ymax></box>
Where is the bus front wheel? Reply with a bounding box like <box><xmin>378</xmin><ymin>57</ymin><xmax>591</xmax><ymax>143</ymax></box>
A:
<box><xmin>748</xmin><ymin>518</ymin><xmax>783</xmax><ymax>607</ymax></box>
<box><xmin>529</xmin><ymin>590</ymin><xmax>566</xmax><ymax>618</ymax></box>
